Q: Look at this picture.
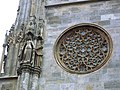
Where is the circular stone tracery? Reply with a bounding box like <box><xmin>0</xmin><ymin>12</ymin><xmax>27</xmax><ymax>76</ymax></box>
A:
<box><xmin>54</xmin><ymin>23</ymin><xmax>112</xmax><ymax>74</ymax></box>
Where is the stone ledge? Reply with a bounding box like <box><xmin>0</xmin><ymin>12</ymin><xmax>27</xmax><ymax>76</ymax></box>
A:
<box><xmin>0</xmin><ymin>76</ymin><xmax>18</xmax><ymax>80</ymax></box>
<box><xmin>45</xmin><ymin>0</ymin><xmax>109</xmax><ymax>7</ymax></box>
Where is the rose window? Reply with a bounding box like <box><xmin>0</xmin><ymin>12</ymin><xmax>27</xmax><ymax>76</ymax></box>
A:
<box><xmin>54</xmin><ymin>23</ymin><xmax>112</xmax><ymax>74</ymax></box>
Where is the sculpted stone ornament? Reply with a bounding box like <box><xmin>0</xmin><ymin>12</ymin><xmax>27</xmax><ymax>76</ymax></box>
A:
<box><xmin>19</xmin><ymin>34</ymin><xmax>34</xmax><ymax>64</ymax></box>
<box><xmin>17</xmin><ymin>16</ymin><xmax>44</xmax><ymax>76</ymax></box>
<box><xmin>22</xmin><ymin>40</ymin><xmax>33</xmax><ymax>63</ymax></box>
<box><xmin>7</xmin><ymin>25</ymin><xmax>15</xmax><ymax>45</ymax></box>
<box><xmin>9</xmin><ymin>25</ymin><xmax>15</xmax><ymax>37</ymax></box>
<box><xmin>17</xmin><ymin>33</ymin><xmax>37</xmax><ymax>75</ymax></box>
<box><xmin>34</xmin><ymin>37</ymin><xmax>43</xmax><ymax>67</ymax></box>
<box><xmin>54</xmin><ymin>23</ymin><xmax>113</xmax><ymax>74</ymax></box>
<box><xmin>16</xmin><ymin>30</ymin><xmax>24</xmax><ymax>43</ymax></box>
<box><xmin>31</xmin><ymin>18</ymin><xmax>44</xmax><ymax>67</ymax></box>
<box><xmin>37</xmin><ymin>18</ymin><xmax>44</xmax><ymax>38</ymax></box>
<box><xmin>16</xmin><ymin>24</ymin><xmax>25</xmax><ymax>43</ymax></box>
<box><xmin>26</xmin><ymin>16</ymin><xmax>36</xmax><ymax>35</ymax></box>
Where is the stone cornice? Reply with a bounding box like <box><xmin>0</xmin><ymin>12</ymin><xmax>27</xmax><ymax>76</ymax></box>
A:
<box><xmin>0</xmin><ymin>76</ymin><xmax>18</xmax><ymax>80</ymax></box>
<box><xmin>45</xmin><ymin>0</ymin><xmax>110</xmax><ymax>7</ymax></box>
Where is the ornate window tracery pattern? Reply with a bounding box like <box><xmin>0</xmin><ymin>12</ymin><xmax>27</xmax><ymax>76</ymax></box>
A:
<box><xmin>54</xmin><ymin>23</ymin><xmax>113</xmax><ymax>74</ymax></box>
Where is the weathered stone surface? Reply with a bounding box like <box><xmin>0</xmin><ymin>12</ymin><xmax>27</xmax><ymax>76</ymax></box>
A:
<box><xmin>60</xmin><ymin>83</ymin><xmax>75</xmax><ymax>90</ymax></box>
<box><xmin>52</xmin><ymin>72</ymin><xmax>61</xmax><ymax>78</ymax></box>
<box><xmin>44</xmin><ymin>0</ymin><xmax>120</xmax><ymax>90</ymax></box>
<box><xmin>45</xmin><ymin>84</ymin><xmax>59</xmax><ymax>90</ymax></box>
<box><xmin>0</xmin><ymin>77</ymin><xmax>17</xmax><ymax>90</ymax></box>
<box><xmin>104</xmin><ymin>80</ymin><xmax>120</xmax><ymax>89</ymax></box>
<box><xmin>1</xmin><ymin>83</ymin><xmax>13</xmax><ymax>90</ymax></box>
<box><xmin>95</xmin><ymin>20</ymin><xmax>110</xmax><ymax>26</ymax></box>
<box><xmin>48</xmin><ymin>16</ymin><xmax>61</xmax><ymax>25</ymax></box>
<box><xmin>1</xmin><ymin>0</ymin><xmax>120</xmax><ymax>90</ymax></box>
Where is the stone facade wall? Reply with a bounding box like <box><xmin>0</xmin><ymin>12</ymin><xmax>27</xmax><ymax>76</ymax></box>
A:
<box><xmin>40</xmin><ymin>1</ymin><xmax>120</xmax><ymax>90</ymax></box>
<box><xmin>0</xmin><ymin>77</ymin><xmax>17</xmax><ymax>90</ymax></box>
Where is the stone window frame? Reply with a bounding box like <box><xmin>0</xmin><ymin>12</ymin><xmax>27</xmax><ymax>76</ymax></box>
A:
<box><xmin>54</xmin><ymin>23</ymin><xmax>113</xmax><ymax>74</ymax></box>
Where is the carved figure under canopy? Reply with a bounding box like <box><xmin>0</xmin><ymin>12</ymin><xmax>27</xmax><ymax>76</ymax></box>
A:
<box><xmin>26</xmin><ymin>16</ymin><xmax>36</xmax><ymax>34</ymax></box>
<box><xmin>23</xmin><ymin>40</ymin><xmax>33</xmax><ymax>63</ymax></box>
<box><xmin>19</xmin><ymin>37</ymin><xmax>34</xmax><ymax>64</ymax></box>
<box><xmin>34</xmin><ymin>39</ymin><xmax>43</xmax><ymax>67</ymax></box>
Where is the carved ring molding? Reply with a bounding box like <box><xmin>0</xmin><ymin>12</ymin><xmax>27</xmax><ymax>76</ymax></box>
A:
<box><xmin>54</xmin><ymin>23</ymin><xmax>113</xmax><ymax>74</ymax></box>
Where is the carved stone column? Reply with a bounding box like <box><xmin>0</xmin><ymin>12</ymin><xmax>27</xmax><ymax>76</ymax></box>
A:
<box><xmin>16</xmin><ymin>0</ymin><xmax>45</xmax><ymax>89</ymax></box>
<box><xmin>16</xmin><ymin>16</ymin><xmax>43</xmax><ymax>90</ymax></box>
<box><xmin>17</xmin><ymin>62</ymin><xmax>32</xmax><ymax>90</ymax></box>
<box><xmin>31</xmin><ymin>67</ymin><xmax>41</xmax><ymax>90</ymax></box>
<box><xmin>17</xmin><ymin>60</ymin><xmax>41</xmax><ymax>90</ymax></box>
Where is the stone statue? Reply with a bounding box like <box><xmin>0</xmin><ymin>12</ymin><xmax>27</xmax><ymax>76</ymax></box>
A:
<box><xmin>22</xmin><ymin>40</ymin><xmax>33</xmax><ymax>63</ymax></box>
<box><xmin>33</xmin><ymin>18</ymin><xmax>44</xmax><ymax>67</ymax></box>
<box><xmin>37</xmin><ymin>18</ymin><xmax>44</xmax><ymax>39</ymax></box>
<box><xmin>34</xmin><ymin>38</ymin><xmax>43</xmax><ymax>67</ymax></box>
<box><xmin>26</xmin><ymin>16</ymin><xmax>36</xmax><ymax>34</ymax></box>
<box><xmin>18</xmin><ymin>34</ymin><xmax>34</xmax><ymax>64</ymax></box>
